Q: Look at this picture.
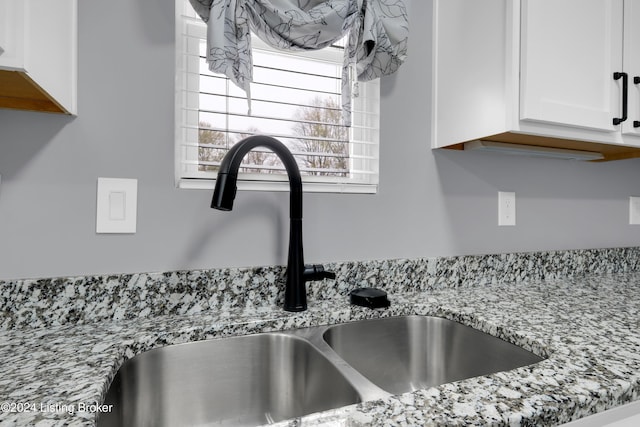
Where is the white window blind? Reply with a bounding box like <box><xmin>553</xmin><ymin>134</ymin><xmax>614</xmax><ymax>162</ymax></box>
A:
<box><xmin>175</xmin><ymin>0</ymin><xmax>380</xmax><ymax>193</ymax></box>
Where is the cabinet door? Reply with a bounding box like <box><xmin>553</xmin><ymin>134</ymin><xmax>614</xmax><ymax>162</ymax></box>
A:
<box><xmin>520</xmin><ymin>0</ymin><xmax>623</xmax><ymax>132</ymax></box>
<box><xmin>623</xmin><ymin>0</ymin><xmax>640</xmax><ymax>137</ymax></box>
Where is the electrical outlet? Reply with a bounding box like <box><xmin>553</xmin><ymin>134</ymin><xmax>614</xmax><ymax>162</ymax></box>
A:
<box><xmin>498</xmin><ymin>191</ymin><xmax>516</xmax><ymax>226</ymax></box>
<box><xmin>630</xmin><ymin>197</ymin><xmax>640</xmax><ymax>225</ymax></box>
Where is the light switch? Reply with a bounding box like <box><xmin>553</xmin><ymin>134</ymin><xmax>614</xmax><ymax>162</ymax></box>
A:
<box><xmin>109</xmin><ymin>191</ymin><xmax>126</xmax><ymax>220</ymax></box>
<box><xmin>96</xmin><ymin>178</ymin><xmax>137</xmax><ymax>233</ymax></box>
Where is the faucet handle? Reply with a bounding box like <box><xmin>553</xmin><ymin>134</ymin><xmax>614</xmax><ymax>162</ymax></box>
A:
<box><xmin>304</xmin><ymin>264</ymin><xmax>336</xmax><ymax>282</ymax></box>
<box><xmin>320</xmin><ymin>269</ymin><xmax>336</xmax><ymax>280</ymax></box>
<box><xmin>324</xmin><ymin>270</ymin><xmax>337</xmax><ymax>280</ymax></box>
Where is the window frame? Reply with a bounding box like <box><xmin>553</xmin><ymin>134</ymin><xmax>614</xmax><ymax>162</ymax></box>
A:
<box><xmin>174</xmin><ymin>1</ymin><xmax>380</xmax><ymax>194</ymax></box>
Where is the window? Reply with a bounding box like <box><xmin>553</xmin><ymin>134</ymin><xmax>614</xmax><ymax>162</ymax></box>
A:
<box><xmin>175</xmin><ymin>0</ymin><xmax>380</xmax><ymax>193</ymax></box>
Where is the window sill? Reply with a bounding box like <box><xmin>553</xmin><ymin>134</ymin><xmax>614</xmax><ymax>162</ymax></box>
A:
<box><xmin>177</xmin><ymin>178</ymin><xmax>377</xmax><ymax>194</ymax></box>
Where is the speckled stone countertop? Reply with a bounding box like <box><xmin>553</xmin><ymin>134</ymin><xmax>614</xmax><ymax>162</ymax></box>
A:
<box><xmin>2</xmin><ymin>248</ymin><xmax>640</xmax><ymax>426</ymax></box>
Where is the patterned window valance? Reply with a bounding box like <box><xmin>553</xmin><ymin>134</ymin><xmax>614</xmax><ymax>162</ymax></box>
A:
<box><xmin>188</xmin><ymin>0</ymin><xmax>409</xmax><ymax>125</ymax></box>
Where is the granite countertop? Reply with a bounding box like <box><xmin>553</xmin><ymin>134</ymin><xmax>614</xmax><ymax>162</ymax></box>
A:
<box><xmin>1</xmin><ymin>272</ymin><xmax>640</xmax><ymax>426</ymax></box>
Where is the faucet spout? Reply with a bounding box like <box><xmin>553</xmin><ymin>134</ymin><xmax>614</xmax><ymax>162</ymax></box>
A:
<box><xmin>211</xmin><ymin>135</ymin><xmax>331</xmax><ymax>312</ymax></box>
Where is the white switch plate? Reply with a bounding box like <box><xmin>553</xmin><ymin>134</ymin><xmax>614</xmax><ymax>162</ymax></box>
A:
<box><xmin>498</xmin><ymin>191</ymin><xmax>516</xmax><ymax>226</ymax></box>
<box><xmin>96</xmin><ymin>178</ymin><xmax>137</xmax><ymax>233</ymax></box>
<box><xmin>630</xmin><ymin>197</ymin><xmax>640</xmax><ymax>225</ymax></box>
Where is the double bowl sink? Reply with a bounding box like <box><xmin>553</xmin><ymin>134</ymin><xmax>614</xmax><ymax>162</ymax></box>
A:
<box><xmin>98</xmin><ymin>315</ymin><xmax>544</xmax><ymax>426</ymax></box>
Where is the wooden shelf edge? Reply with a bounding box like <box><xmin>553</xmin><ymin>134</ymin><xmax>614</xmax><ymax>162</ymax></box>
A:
<box><xmin>438</xmin><ymin>132</ymin><xmax>640</xmax><ymax>162</ymax></box>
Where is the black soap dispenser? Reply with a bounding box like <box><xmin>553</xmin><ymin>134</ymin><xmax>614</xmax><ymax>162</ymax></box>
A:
<box><xmin>349</xmin><ymin>287</ymin><xmax>390</xmax><ymax>309</ymax></box>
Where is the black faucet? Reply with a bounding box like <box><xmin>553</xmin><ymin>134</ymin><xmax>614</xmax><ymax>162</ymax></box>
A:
<box><xmin>211</xmin><ymin>135</ymin><xmax>335</xmax><ymax>312</ymax></box>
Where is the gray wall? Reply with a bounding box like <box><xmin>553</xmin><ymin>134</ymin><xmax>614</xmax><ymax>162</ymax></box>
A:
<box><xmin>1</xmin><ymin>0</ymin><xmax>639</xmax><ymax>281</ymax></box>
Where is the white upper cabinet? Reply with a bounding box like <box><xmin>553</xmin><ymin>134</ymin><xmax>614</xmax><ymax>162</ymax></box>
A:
<box><xmin>0</xmin><ymin>0</ymin><xmax>77</xmax><ymax>115</ymax></box>
<box><xmin>432</xmin><ymin>0</ymin><xmax>640</xmax><ymax>160</ymax></box>
<box><xmin>431</xmin><ymin>0</ymin><xmax>510</xmax><ymax>150</ymax></box>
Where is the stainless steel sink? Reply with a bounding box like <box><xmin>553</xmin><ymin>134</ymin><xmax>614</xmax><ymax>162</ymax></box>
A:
<box><xmin>98</xmin><ymin>333</ymin><xmax>361</xmax><ymax>427</ymax></box>
<box><xmin>99</xmin><ymin>316</ymin><xmax>545</xmax><ymax>426</ymax></box>
<box><xmin>323</xmin><ymin>315</ymin><xmax>544</xmax><ymax>395</ymax></box>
